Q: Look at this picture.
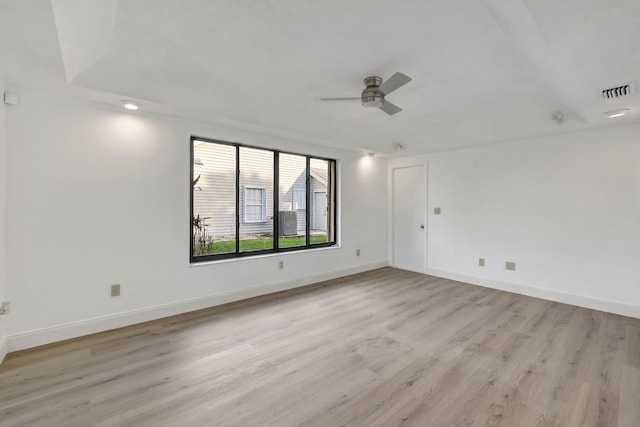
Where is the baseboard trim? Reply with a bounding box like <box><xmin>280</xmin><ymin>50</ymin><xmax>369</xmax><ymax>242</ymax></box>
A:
<box><xmin>7</xmin><ymin>261</ymin><xmax>388</xmax><ymax>353</ymax></box>
<box><xmin>0</xmin><ymin>335</ymin><xmax>7</xmax><ymax>364</ymax></box>
<box><xmin>426</xmin><ymin>268</ymin><xmax>640</xmax><ymax>319</ymax></box>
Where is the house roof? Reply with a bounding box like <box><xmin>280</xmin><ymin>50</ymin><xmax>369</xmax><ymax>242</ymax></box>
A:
<box><xmin>310</xmin><ymin>168</ymin><xmax>328</xmax><ymax>186</ymax></box>
<box><xmin>1</xmin><ymin>1</ymin><xmax>639</xmax><ymax>154</ymax></box>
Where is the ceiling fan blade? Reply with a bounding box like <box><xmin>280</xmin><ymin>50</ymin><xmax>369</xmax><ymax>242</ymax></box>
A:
<box><xmin>379</xmin><ymin>72</ymin><xmax>412</xmax><ymax>96</ymax></box>
<box><xmin>380</xmin><ymin>100</ymin><xmax>402</xmax><ymax>115</ymax></box>
<box><xmin>320</xmin><ymin>97</ymin><xmax>361</xmax><ymax>101</ymax></box>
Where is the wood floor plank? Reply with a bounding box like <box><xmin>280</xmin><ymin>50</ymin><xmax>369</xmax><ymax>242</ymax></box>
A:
<box><xmin>617</xmin><ymin>365</ymin><xmax>640</xmax><ymax>427</ymax></box>
<box><xmin>1</xmin><ymin>267</ymin><xmax>639</xmax><ymax>426</ymax></box>
<box><xmin>625</xmin><ymin>322</ymin><xmax>640</xmax><ymax>370</ymax></box>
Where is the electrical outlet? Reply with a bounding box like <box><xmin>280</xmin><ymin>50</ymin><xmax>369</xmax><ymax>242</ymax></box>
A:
<box><xmin>479</xmin><ymin>258</ymin><xmax>485</xmax><ymax>267</ymax></box>
<box><xmin>111</xmin><ymin>284</ymin><xmax>121</xmax><ymax>297</ymax></box>
<box><xmin>0</xmin><ymin>301</ymin><xmax>11</xmax><ymax>315</ymax></box>
<box><xmin>505</xmin><ymin>262</ymin><xmax>516</xmax><ymax>271</ymax></box>
<box><xmin>434</xmin><ymin>207</ymin><xmax>442</xmax><ymax>215</ymax></box>
<box><xmin>279</xmin><ymin>260</ymin><xmax>284</xmax><ymax>269</ymax></box>
<box><xmin>3</xmin><ymin>92</ymin><xmax>19</xmax><ymax>106</ymax></box>
<box><xmin>356</xmin><ymin>248</ymin><xmax>360</xmax><ymax>256</ymax></box>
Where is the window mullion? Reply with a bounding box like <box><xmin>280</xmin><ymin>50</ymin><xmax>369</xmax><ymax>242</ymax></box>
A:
<box><xmin>305</xmin><ymin>156</ymin><xmax>310</xmax><ymax>247</ymax></box>
<box><xmin>274</xmin><ymin>152</ymin><xmax>279</xmax><ymax>250</ymax></box>
<box><xmin>190</xmin><ymin>139</ymin><xmax>195</xmax><ymax>260</ymax></box>
<box><xmin>235</xmin><ymin>145</ymin><xmax>240</xmax><ymax>254</ymax></box>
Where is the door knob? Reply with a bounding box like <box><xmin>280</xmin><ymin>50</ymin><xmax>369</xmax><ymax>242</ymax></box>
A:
<box><xmin>420</xmin><ymin>225</ymin><xmax>425</xmax><ymax>229</ymax></box>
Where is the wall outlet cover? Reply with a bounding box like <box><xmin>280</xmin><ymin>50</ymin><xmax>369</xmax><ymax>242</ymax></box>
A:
<box><xmin>4</xmin><ymin>92</ymin><xmax>19</xmax><ymax>106</ymax></box>
<box><xmin>0</xmin><ymin>301</ymin><xmax>11</xmax><ymax>315</ymax></box>
<box><xmin>111</xmin><ymin>284</ymin><xmax>121</xmax><ymax>297</ymax></box>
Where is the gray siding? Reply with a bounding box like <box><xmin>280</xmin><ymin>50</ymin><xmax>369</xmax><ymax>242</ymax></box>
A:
<box><xmin>193</xmin><ymin>142</ymin><xmax>236</xmax><ymax>239</ymax></box>
<box><xmin>279</xmin><ymin>153</ymin><xmax>306</xmax><ymax>233</ymax></box>
<box><xmin>239</xmin><ymin>147</ymin><xmax>274</xmax><ymax>237</ymax></box>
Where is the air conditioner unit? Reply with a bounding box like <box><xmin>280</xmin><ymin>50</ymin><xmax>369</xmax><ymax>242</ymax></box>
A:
<box><xmin>279</xmin><ymin>211</ymin><xmax>297</xmax><ymax>236</ymax></box>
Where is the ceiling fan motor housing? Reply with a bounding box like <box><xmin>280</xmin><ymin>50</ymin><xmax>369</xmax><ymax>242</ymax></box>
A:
<box><xmin>362</xmin><ymin>76</ymin><xmax>384</xmax><ymax>108</ymax></box>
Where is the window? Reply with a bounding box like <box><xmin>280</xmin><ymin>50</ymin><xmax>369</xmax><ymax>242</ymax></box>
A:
<box><xmin>239</xmin><ymin>147</ymin><xmax>274</xmax><ymax>252</ymax></box>
<box><xmin>243</xmin><ymin>187</ymin><xmax>266</xmax><ymax>222</ymax></box>
<box><xmin>191</xmin><ymin>137</ymin><xmax>337</xmax><ymax>262</ymax></box>
<box><xmin>279</xmin><ymin>153</ymin><xmax>307</xmax><ymax>249</ymax></box>
<box><xmin>293</xmin><ymin>189</ymin><xmax>306</xmax><ymax>210</ymax></box>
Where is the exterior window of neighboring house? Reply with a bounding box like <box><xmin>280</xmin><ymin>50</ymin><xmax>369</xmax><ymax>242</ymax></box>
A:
<box><xmin>191</xmin><ymin>137</ymin><xmax>337</xmax><ymax>262</ymax></box>
<box><xmin>293</xmin><ymin>189</ymin><xmax>306</xmax><ymax>210</ymax></box>
<box><xmin>243</xmin><ymin>187</ymin><xmax>266</xmax><ymax>222</ymax></box>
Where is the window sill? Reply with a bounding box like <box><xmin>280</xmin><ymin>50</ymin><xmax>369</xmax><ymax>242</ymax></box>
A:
<box><xmin>188</xmin><ymin>244</ymin><xmax>341</xmax><ymax>267</ymax></box>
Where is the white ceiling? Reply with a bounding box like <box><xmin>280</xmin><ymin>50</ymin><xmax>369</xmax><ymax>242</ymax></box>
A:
<box><xmin>1</xmin><ymin>0</ymin><xmax>639</xmax><ymax>155</ymax></box>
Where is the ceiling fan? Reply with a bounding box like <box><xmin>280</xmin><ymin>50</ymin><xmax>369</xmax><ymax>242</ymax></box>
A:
<box><xmin>320</xmin><ymin>72</ymin><xmax>412</xmax><ymax>115</ymax></box>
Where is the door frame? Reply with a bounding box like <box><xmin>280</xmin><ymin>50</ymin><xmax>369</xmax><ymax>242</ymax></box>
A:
<box><xmin>389</xmin><ymin>160</ymin><xmax>428</xmax><ymax>273</ymax></box>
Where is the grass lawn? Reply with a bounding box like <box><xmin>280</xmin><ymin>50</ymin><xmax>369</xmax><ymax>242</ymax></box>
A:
<box><xmin>194</xmin><ymin>235</ymin><xmax>328</xmax><ymax>256</ymax></box>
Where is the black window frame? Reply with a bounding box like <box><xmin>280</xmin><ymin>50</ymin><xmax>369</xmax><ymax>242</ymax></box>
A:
<box><xmin>190</xmin><ymin>136</ymin><xmax>337</xmax><ymax>263</ymax></box>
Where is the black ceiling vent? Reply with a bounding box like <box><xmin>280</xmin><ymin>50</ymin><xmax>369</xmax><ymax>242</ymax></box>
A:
<box><xmin>602</xmin><ymin>82</ymin><xmax>636</xmax><ymax>100</ymax></box>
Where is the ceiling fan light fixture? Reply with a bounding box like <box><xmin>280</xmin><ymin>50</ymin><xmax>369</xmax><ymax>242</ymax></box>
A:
<box><xmin>362</xmin><ymin>97</ymin><xmax>384</xmax><ymax>108</ymax></box>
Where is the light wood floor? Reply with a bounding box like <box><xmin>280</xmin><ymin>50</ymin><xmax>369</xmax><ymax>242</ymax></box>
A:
<box><xmin>1</xmin><ymin>268</ymin><xmax>639</xmax><ymax>427</ymax></box>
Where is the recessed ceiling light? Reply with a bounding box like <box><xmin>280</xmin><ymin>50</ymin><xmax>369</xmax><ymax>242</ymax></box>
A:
<box><xmin>605</xmin><ymin>108</ymin><xmax>629</xmax><ymax>118</ymax></box>
<box><xmin>121</xmin><ymin>100</ymin><xmax>139</xmax><ymax>110</ymax></box>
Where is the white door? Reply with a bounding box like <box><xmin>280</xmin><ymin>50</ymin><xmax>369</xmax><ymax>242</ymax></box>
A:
<box><xmin>393</xmin><ymin>165</ymin><xmax>426</xmax><ymax>273</ymax></box>
<box><xmin>313</xmin><ymin>191</ymin><xmax>327</xmax><ymax>231</ymax></box>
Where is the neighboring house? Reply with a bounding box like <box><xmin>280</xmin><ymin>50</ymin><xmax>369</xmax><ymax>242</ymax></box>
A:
<box><xmin>193</xmin><ymin>143</ymin><xmax>328</xmax><ymax>241</ymax></box>
<box><xmin>309</xmin><ymin>167</ymin><xmax>328</xmax><ymax>232</ymax></box>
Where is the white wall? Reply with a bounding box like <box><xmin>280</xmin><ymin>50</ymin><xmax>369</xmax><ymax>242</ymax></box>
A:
<box><xmin>390</xmin><ymin>123</ymin><xmax>640</xmax><ymax>318</ymax></box>
<box><xmin>4</xmin><ymin>87</ymin><xmax>388</xmax><ymax>351</ymax></box>
<box><xmin>0</xmin><ymin>78</ymin><xmax>7</xmax><ymax>362</ymax></box>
